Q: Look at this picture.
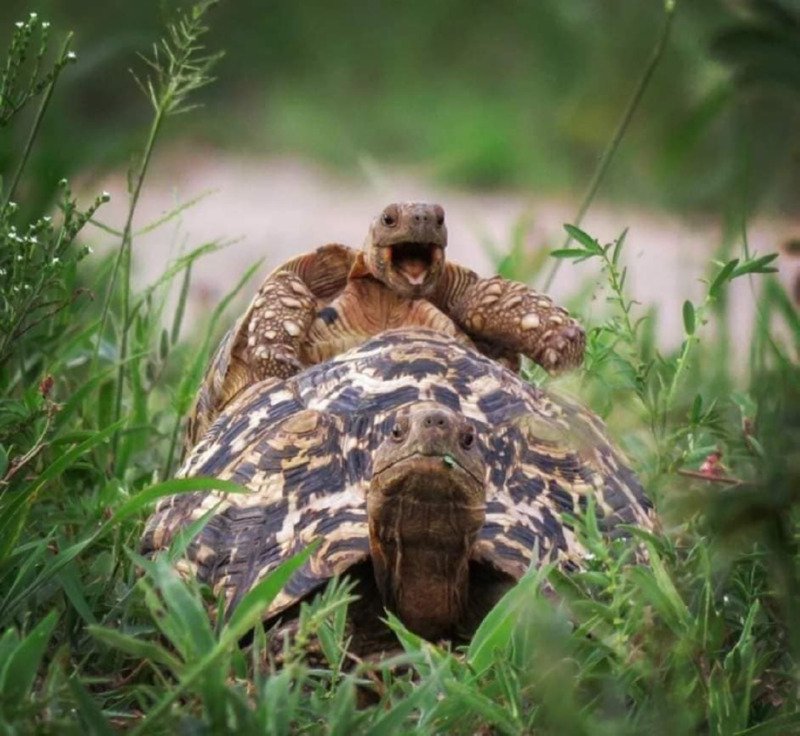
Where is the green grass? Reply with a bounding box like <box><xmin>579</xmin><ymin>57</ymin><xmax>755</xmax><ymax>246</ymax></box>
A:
<box><xmin>1</xmin><ymin>5</ymin><xmax>799</xmax><ymax>734</ymax></box>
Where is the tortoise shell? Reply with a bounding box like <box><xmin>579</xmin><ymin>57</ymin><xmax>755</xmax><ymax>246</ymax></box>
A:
<box><xmin>143</xmin><ymin>328</ymin><xmax>650</xmax><ymax>623</ymax></box>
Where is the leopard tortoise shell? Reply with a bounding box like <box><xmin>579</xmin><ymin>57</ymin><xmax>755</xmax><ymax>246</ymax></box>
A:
<box><xmin>142</xmin><ymin>327</ymin><xmax>651</xmax><ymax>648</ymax></box>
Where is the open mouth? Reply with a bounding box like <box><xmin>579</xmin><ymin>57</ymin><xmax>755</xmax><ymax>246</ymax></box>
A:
<box><xmin>390</xmin><ymin>242</ymin><xmax>441</xmax><ymax>285</ymax></box>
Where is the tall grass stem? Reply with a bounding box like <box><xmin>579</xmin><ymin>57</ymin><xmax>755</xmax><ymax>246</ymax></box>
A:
<box><xmin>542</xmin><ymin>1</ymin><xmax>676</xmax><ymax>292</ymax></box>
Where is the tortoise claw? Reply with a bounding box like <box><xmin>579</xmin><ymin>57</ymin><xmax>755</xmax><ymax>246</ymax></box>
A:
<box><xmin>533</xmin><ymin>323</ymin><xmax>586</xmax><ymax>374</ymax></box>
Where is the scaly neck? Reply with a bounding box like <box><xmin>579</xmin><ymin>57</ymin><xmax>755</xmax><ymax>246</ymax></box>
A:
<box><xmin>369</xmin><ymin>481</ymin><xmax>483</xmax><ymax>641</ymax></box>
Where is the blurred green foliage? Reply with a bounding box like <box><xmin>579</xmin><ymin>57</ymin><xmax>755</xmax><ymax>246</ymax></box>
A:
<box><xmin>1</xmin><ymin>0</ymin><xmax>799</xmax><ymax>217</ymax></box>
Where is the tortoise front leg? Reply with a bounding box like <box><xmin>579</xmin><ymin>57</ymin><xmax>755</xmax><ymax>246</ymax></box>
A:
<box><xmin>451</xmin><ymin>276</ymin><xmax>585</xmax><ymax>373</ymax></box>
<box><xmin>242</xmin><ymin>270</ymin><xmax>318</xmax><ymax>379</ymax></box>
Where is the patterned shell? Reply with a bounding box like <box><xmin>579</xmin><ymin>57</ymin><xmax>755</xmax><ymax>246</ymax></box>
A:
<box><xmin>142</xmin><ymin>328</ymin><xmax>652</xmax><ymax>619</ymax></box>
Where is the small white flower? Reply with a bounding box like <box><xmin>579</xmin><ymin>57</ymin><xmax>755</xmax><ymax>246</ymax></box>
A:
<box><xmin>52</xmin><ymin>257</ymin><xmax>60</xmax><ymax>265</ymax></box>
<box><xmin>42</xmin><ymin>22</ymin><xmax>50</xmax><ymax>29</ymax></box>
<box><xmin>29</xmin><ymin>12</ymin><xmax>38</xmax><ymax>19</ymax></box>
<box><xmin>15</xmin><ymin>21</ymin><xmax>24</xmax><ymax>29</ymax></box>
<box><xmin>722</xmin><ymin>594</ymin><xmax>730</xmax><ymax>605</ymax></box>
<box><xmin>584</xmin><ymin>552</ymin><xmax>596</xmax><ymax>561</ymax></box>
<box><xmin>16</xmin><ymin>255</ymin><xmax>24</xmax><ymax>261</ymax></box>
<box><xmin>0</xmin><ymin>269</ymin><xmax>7</xmax><ymax>276</ymax></box>
<box><xmin>66</xmin><ymin>51</ymin><xmax>77</xmax><ymax>61</ymax></box>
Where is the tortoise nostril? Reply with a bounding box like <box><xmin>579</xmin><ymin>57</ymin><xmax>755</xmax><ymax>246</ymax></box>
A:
<box><xmin>419</xmin><ymin>409</ymin><xmax>451</xmax><ymax>432</ymax></box>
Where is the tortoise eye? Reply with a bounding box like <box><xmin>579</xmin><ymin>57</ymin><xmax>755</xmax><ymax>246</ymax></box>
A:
<box><xmin>391</xmin><ymin>423</ymin><xmax>405</xmax><ymax>441</ymax></box>
<box><xmin>460</xmin><ymin>427</ymin><xmax>475</xmax><ymax>449</ymax></box>
<box><xmin>381</xmin><ymin>211</ymin><xmax>397</xmax><ymax>227</ymax></box>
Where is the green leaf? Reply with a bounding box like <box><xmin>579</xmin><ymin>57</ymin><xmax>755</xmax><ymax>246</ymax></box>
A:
<box><xmin>550</xmin><ymin>248</ymin><xmax>591</xmax><ymax>260</ymax></box>
<box><xmin>441</xmin><ymin>678</ymin><xmax>520</xmax><ymax>735</ymax></box>
<box><xmin>611</xmin><ymin>227</ymin><xmax>628</xmax><ymax>266</ymax></box>
<box><xmin>0</xmin><ymin>610</ymin><xmax>58</xmax><ymax>705</ymax></box>
<box><xmin>735</xmin><ymin>713</ymin><xmax>800</xmax><ymax>736</ymax></box>
<box><xmin>109</xmin><ymin>475</ymin><xmax>247</xmax><ymax>526</ymax></box>
<box><xmin>386</xmin><ymin>610</ymin><xmax>440</xmax><ymax>658</ymax></box>
<box><xmin>0</xmin><ymin>419</ymin><xmax>124</xmax><ymax>559</ymax></box>
<box><xmin>690</xmin><ymin>393</ymin><xmax>703</xmax><ymax>423</ymax></box>
<box><xmin>468</xmin><ymin>562</ymin><xmax>550</xmax><ymax>674</ymax></box>
<box><xmin>168</xmin><ymin>503</ymin><xmax>223</xmax><ymax>561</ymax></box>
<box><xmin>131</xmin><ymin>544</ymin><xmax>318</xmax><ymax>735</ymax></box>
<box><xmin>0</xmin><ymin>630</ymin><xmax>19</xmax><ymax>674</ymax></box>
<box><xmin>140</xmin><ymin>557</ymin><xmax>216</xmax><ymax>661</ymax></box>
<box><xmin>88</xmin><ymin>625</ymin><xmax>183</xmax><ymax>672</ymax></box>
<box><xmin>630</xmin><ymin>544</ymin><xmax>690</xmax><ymax>634</ymax></box>
<box><xmin>56</xmin><ymin>561</ymin><xmax>98</xmax><ymax>626</ymax></box>
<box><xmin>709</xmin><ymin>258</ymin><xmax>739</xmax><ymax>298</ymax></box>
<box><xmin>682</xmin><ymin>300</ymin><xmax>696</xmax><ymax>335</ymax></box>
<box><xmin>0</xmin><ymin>535</ymin><xmax>97</xmax><ymax>621</ymax></box>
<box><xmin>362</xmin><ymin>673</ymin><xmax>438</xmax><ymax>736</ymax></box>
<box><xmin>66</xmin><ymin>675</ymin><xmax>116</xmax><ymax>736</ymax></box>
<box><xmin>225</xmin><ymin>541</ymin><xmax>318</xmax><ymax>636</ymax></box>
<box><xmin>563</xmin><ymin>224</ymin><xmax>604</xmax><ymax>254</ymax></box>
<box><xmin>731</xmin><ymin>253</ymin><xmax>779</xmax><ymax>278</ymax></box>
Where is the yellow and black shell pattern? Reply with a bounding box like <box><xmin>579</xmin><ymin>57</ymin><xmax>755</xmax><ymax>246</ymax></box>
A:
<box><xmin>142</xmin><ymin>327</ymin><xmax>653</xmax><ymax>619</ymax></box>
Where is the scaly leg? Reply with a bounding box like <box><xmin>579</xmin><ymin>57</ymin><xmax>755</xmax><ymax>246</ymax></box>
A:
<box><xmin>452</xmin><ymin>276</ymin><xmax>585</xmax><ymax>373</ymax></box>
<box><xmin>239</xmin><ymin>270</ymin><xmax>319</xmax><ymax>379</ymax></box>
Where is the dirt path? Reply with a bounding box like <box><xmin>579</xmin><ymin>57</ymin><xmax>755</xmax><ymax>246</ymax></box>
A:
<box><xmin>91</xmin><ymin>150</ymin><xmax>799</xmax><ymax>353</ymax></box>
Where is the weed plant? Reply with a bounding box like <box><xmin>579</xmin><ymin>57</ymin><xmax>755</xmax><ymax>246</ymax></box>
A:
<box><xmin>0</xmin><ymin>4</ymin><xmax>798</xmax><ymax>734</ymax></box>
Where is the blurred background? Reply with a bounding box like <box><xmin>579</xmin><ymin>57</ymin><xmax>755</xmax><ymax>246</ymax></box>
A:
<box><xmin>2</xmin><ymin>0</ymin><xmax>798</xmax><ymax>344</ymax></box>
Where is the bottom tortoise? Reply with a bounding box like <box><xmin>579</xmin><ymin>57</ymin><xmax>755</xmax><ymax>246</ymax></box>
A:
<box><xmin>143</xmin><ymin>328</ymin><xmax>652</xmax><ymax>649</ymax></box>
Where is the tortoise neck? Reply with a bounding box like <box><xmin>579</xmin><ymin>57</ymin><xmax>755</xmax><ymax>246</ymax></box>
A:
<box><xmin>367</xmin><ymin>476</ymin><xmax>484</xmax><ymax>641</ymax></box>
<box><xmin>384</xmin><ymin>540</ymin><xmax>472</xmax><ymax>641</ymax></box>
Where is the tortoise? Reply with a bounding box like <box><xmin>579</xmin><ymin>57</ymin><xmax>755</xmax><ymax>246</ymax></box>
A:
<box><xmin>184</xmin><ymin>202</ymin><xmax>585</xmax><ymax>448</ymax></box>
<box><xmin>144</xmin><ymin>328</ymin><xmax>651</xmax><ymax>652</ymax></box>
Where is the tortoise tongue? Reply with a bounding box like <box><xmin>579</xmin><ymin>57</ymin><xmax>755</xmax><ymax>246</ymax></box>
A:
<box><xmin>397</xmin><ymin>257</ymin><xmax>428</xmax><ymax>285</ymax></box>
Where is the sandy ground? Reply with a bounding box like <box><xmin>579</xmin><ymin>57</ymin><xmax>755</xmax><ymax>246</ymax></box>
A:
<box><xmin>89</xmin><ymin>149</ymin><xmax>799</xmax><ymax>354</ymax></box>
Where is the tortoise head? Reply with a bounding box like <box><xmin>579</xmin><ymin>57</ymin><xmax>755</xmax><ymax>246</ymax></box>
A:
<box><xmin>367</xmin><ymin>404</ymin><xmax>486</xmax><ymax>639</ymax></box>
<box><xmin>364</xmin><ymin>203</ymin><xmax>447</xmax><ymax>299</ymax></box>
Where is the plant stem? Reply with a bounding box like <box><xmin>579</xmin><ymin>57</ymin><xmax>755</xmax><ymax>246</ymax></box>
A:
<box><xmin>99</xmin><ymin>107</ymin><xmax>164</xmax><ymax>455</ymax></box>
<box><xmin>542</xmin><ymin>1</ymin><xmax>676</xmax><ymax>292</ymax></box>
<box><xmin>665</xmin><ymin>295</ymin><xmax>710</xmax><ymax>413</ymax></box>
<box><xmin>602</xmin><ymin>248</ymin><xmax>636</xmax><ymax>346</ymax></box>
<box><xmin>0</xmin><ymin>35</ymin><xmax>72</xmax><ymax>214</ymax></box>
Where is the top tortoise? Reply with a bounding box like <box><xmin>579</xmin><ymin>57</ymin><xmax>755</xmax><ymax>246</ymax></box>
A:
<box><xmin>186</xmin><ymin>203</ymin><xmax>585</xmax><ymax>447</ymax></box>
